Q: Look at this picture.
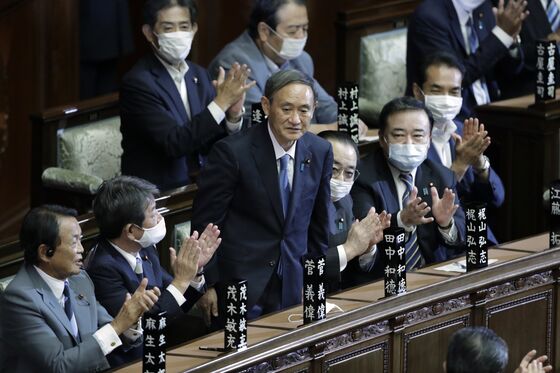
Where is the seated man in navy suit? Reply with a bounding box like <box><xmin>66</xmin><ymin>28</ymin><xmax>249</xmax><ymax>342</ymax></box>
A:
<box><xmin>350</xmin><ymin>97</ymin><xmax>466</xmax><ymax>284</ymax></box>
<box><xmin>208</xmin><ymin>0</ymin><xmax>367</xmax><ymax>136</ymax></box>
<box><xmin>412</xmin><ymin>52</ymin><xmax>505</xmax><ymax>245</ymax></box>
<box><xmin>86</xmin><ymin>175</ymin><xmax>221</xmax><ymax>367</ymax></box>
<box><xmin>318</xmin><ymin>131</ymin><xmax>391</xmax><ymax>292</ymax></box>
<box><xmin>1</xmin><ymin>205</ymin><xmax>159</xmax><ymax>373</ymax></box>
<box><xmin>120</xmin><ymin>0</ymin><xmax>255</xmax><ymax>191</ymax></box>
<box><xmin>192</xmin><ymin>69</ymin><xmax>332</xmax><ymax>326</ymax></box>
<box><xmin>406</xmin><ymin>0</ymin><xmax>528</xmax><ymax>120</ymax></box>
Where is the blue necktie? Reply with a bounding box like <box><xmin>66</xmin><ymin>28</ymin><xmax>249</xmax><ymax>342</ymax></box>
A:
<box><xmin>399</xmin><ymin>173</ymin><xmax>422</xmax><ymax>270</ymax></box>
<box><xmin>278</xmin><ymin>154</ymin><xmax>291</xmax><ymax>217</ymax></box>
<box><xmin>466</xmin><ymin>17</ymin><xmax>491</xmax><ymax>104</ymax></box>
<box><xmin>63</xmin><ymin>281</ymin><xmax>79</xmax><ymax>339</ymax></box>
<box><xmin>548</xmin><ymin>0</ymin><xmax>560</xmax><ymax>33</ymax></box>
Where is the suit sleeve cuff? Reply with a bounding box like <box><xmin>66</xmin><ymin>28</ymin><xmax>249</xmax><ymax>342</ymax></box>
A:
<box><xmin>166</xmin><ymin>284</ymin><xmax>187</xmax><ymax>307</ymax></box>
<box><xmin>492</xmin><ymin>26</ymin><xmax>514</xmax><ymax>48</ymax></box>
<box><xmin>359</xmin><ymin>245</ymin><xmax>377</xmax><ymax>271</ymax></box>
<box><xmin>93</xmin><ymin>324</ymin><xmax>123</xmax><ymax>356</ymax></box>
<box><xmin>337</xmin><ymin>245</ymin><xmax>348</xmax><ymax>271</ymax></box>
<box><xmin>190</xmin><ymin>274</ymin><xmax>206</xmax><ymax>292</ymax></box>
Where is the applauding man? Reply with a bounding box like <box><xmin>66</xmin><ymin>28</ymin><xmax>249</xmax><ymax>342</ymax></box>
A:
<box><xmin>351</xmin><ymin>97</ymin><xmax>465</xmax><ymax>280</ymax></box>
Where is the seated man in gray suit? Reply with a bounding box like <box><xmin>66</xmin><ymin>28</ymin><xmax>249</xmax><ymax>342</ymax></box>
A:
<box><xmin>0</xmin><ymin>205</ymin><xmax>159</xmax><ymax>373</ymax></box>
<box><xmin>209</xmin><ymin>0</ymin><xmax>367</xmax><ymax>135</ymax></box>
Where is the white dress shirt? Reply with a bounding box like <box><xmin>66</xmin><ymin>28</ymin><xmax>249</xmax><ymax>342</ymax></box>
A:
<box><xmin>33</xmin><ymin>266</ymin><xmax>123</xmax><ymax>356</ymax></box>
<box><xmin>155</xmin><ymin>55</ymin><xmax>243</xmax><ymax>133</ymax></box>
<box><xmin>267</xmin><ymin>123</ymin><xmax>297</xmax><ymax>188</ymax></box>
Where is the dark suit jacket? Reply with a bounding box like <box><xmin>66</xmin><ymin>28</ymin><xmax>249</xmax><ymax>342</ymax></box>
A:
<box><xmin>0</xmin><ymin>265</ymin><xmax>114</xmax><ymax>373</ymax></box>
<box><xmin>192</xmin><ymin>123</ymin><xmax>332</xmax><ymax>311</ymax></box>
<box><xmin>325</xmin><ymin>195</ymin><xmax>354</xmax><ymax>292</ymax></box>
<box><xmin>86</xmin><ymin>239</ymin><xmax>202</xmax><ymax>366</ymax></box>
<box><xmin>496</xmin><ymin>0</ymin><xmax>559</xmax><ymax>98</ymax></box>
<box><xmin>406</xmin><ymin>0</ymin><xmax>522</xmax><ymax>119</ymax></box>
<box><xmin>428</xmin><ymin>120</ymin><xmax>505</xmax><ymax>244</ymax></box>
<box><xmin>120</xmin><ymin>53</ymin><xmax>228</xmax><ymax>191</ymax></box>
<box><xmin>350</xmin><ymin>149</ymin><xmax>466</xmax><ymax>281</ymax></box>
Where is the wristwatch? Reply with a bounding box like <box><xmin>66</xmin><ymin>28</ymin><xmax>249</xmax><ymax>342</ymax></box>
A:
<box><xmin>474</xmin><ymin>155</ymin><xmax>490</xmax><ymax>174</ymax></box>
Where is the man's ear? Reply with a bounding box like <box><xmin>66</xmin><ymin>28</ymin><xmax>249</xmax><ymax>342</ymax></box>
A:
<box><xmin>412</xmin><ymin>82</ymin><xmax>423</xmax><ymax>101</ymax></box>
<box><xmin>142</xmin><ymin>24</ymin><xmax>156</xmax><ymax>46</ymax></box>
<box><xmin>261</xmin><ymin>95</ymin><xmax>271</xmax><ymax>117</ymax></box>
<box><xmin>37</xmin><ymin>244</ymin><xmax>52</xmax><ymax>263</ymax></box>
<box><xmin>257</xmin><ymin>21</ymin><xmax>271</xmax><ymax>43</ymax></box>
<box><xmin>192</xmin><ymin>22</ymin><xmax>198</xmax><ymax>34</ymax></box>
<box><xmin>124</xmin><ymin>224</ymin><xmax>139</xmax><ymax>241</ymax></box>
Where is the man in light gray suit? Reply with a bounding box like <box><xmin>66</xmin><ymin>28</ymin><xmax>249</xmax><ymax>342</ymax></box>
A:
<box><xmin>209</xmin><ymin>0</ymin><xmax>366</xmax><ymax>135</ymax></box>
<box><xmin>0</xmin><ymin>205</ymin><xmax>160</xmax><ymax>372</ymax></box>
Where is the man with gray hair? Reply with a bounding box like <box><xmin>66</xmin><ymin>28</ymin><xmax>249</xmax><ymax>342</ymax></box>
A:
<box><xmin>192</xmin><ymin>68</ymin><xmax>333</xmax><ymax>325</ymax></box>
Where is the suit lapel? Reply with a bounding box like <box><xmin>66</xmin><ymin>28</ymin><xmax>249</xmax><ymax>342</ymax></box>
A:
<box><xmin>185</xmin><ymin>63</ymin><xmax>203</xmax><ymax>120</ymax></box>
<box><xmin>415</xmin><ymin>164</ymin><xmax>434</xmax><ymax>205</ymax></box>
<box><xmin>141</xmin><ymin>247</ymin><xmax>157</xmax><ymax>288</ymax></box>
<box><xmin>108</xmin><ymin>243</ymin><xmax>142</xmax><ymax>285</ymax></box>
<box><xmin>150</xmin><ymin>55</ymin><xmax>189</xmax><ymax>125</ymax></box>
<box><xmin>286</xmin><ymin>136</ymin><xmax>312</xmax><ymax>224</ymax></box>
<box><xmin>447</xmin><ymin>0</ymin><xmax>468</xmax><ymax>54</ymax></box>
<box><xmin>375</xmin><ymin>151</ymin><xmax>400</xmax><ymax>212</ymax></box>
<box><xmin>252</xmin><ymin>125</ymin><xmax>284</xmax><ymax>225</ymax></box>
<box><xmin>28</xmin><ymin>267</ymin><xmax>78</xmax><ymax>343</ymax></box>
<box><xmin>67</xmin><ymin>281</ymin><xmax>91</xmax><ymax>341</ymax></box>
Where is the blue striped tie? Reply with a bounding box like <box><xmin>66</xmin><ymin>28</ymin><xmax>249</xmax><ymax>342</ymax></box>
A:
<box><xmin>278</xmin><ymin>154</ymin><xmax>291</xmax><ymax>217</ymax></box>
<box><xmin>466</xmin><ymin>17</ymin><xmax>491</xmax><ymax>104</ymax></box>
<box><xmin>548</xmin><ymin>0</ymin><xmax>560</xmax><ymax>34</ymax></box>
<box><xmin>399</xmin><ymin>173</ymin><xmax>422</xmax><ymax>270</ymax></box>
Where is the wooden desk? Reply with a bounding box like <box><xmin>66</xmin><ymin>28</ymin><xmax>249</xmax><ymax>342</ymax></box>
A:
<box><xmin>116</xmin><ymin>241</ymin><xmax>558</xmax><ymax>373</ymax></box>
<box><xmin>498</xmin><ymin>232</ymin><xmax>550</xmax><ymax>253</ymax></box>
<box><xmin>476</xmin><ymin>93</ymin><xmax>560</xmax><ymax>242</ymax></box>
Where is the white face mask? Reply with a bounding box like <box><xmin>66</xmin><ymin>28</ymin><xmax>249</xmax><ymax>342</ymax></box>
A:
<box><xmin>387</xmin><ymin>142</ymin><xmax>429</xmax><ymax>173</ymax></box>
<box><xmin>154</xmin><ymin>31</ymin><xmax>194</xmax><ymax>64</ymax></box>
<box><xmin>134</xmin><ymin>216</ymin><xmax>167</xmax><ymax>248</ymax></box>
<box><xmin>456</xmin><ymin>0</ymin><xmax>486</xmax><ymax>12</ymax></box>
<box><xmin>330</xmin><ymin>178</ymin><xmax>354</xmax><ymax>202</ymax></box>
<box><xmin>265</xmin><ymin>25</ymin><xmax>307</xmax><ymax>60</ymax></box>
<box><xmin>424</xmin><ymin>95</ymin><xmax>463</xmax><ymax>124</ymax></box>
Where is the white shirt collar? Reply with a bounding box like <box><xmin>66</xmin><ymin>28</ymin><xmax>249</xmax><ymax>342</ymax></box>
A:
<box><xmin>267</xmin><ymin>122</ymin><xmax>297</xmax><ymax>160</ymax></box>
<box><xmin>154</xmin><ymin>53</ymin><xmax>189</xmax><ymax>84</ymax></box>
<box><xmin>33</xmin><ymin>265</ymin><xmax>65</xmax><ymax>301</ymax></box>
<box><xmin>263</xmin><ymin>54</ymin><xmax>281</xmax><ymax>73</ymax></box>
<box><xmin>108</xmin><ymin>241</ymin><xmax>141</xmax><ymax>272</ymax></box>
<box><xmin>387</xmin><ymin>160</ymin><xmax>418</xmax><ymax>181</ymax></box>
<box><xmin>451</xmin><ymin>0</ymin><xmax>472</xmax><ymax>26</ymax></box>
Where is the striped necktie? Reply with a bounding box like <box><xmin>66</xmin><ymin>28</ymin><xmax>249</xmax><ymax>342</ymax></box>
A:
<box><xmin>399</xmin><ymin>173</ymin><xmax>423</xmax><ymax>270</ymax></box>
<box><xmin>548</xmin><ymin>0</ymin><xmax>560</xmax><ymax>34</ymax></box>
<box><xmin>466</xmin><ymin>17</ymin><xmax>491</xmax><ymax>104</ymax></box>
<box><xmin>63</xmin><ymin>281</ymin><xmax>79</xmax><ymax>339</ymax></box>
<box><xmin>278</xmin><ymin>154</ymin><xmax>291</xmax><ymax>217</ymax></box>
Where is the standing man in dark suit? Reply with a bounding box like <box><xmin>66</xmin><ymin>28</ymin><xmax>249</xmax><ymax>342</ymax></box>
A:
<box><xmin>120</xmin><ymin>0</ymin><xmax>255</xmax><ymax>191</ymax></box>
<box><xmin>86</xmin><ymin>175</ymin><xmax>221</xmax><ymax>367</ymax></box>
<box><xmin>317</xmin><ymin>131</ymin><xmax>391</xmax><ymax>292</ymax></box>
<box><xmin>350</xmin><ymin>97</ymin><xmax>465</xmax><ymax>283</ymax></box>
<box><xmin>192</xmin><ymin>69</ymin><xmax>333</xmax><ymax>325</ymax></box>
<box><xmin>412</xmin><ymin>52</ymin><xmax>504</xmax><ymax>245</ymax></box>
<box><xmin>406</xmin><ymin>0</ymin><xmax>528</xmax><ymax>119</ymax></box>
<box><xmin>0</xmin><ymin>205</ymin><xmax>159</xmax><ymax>372</ymax></box>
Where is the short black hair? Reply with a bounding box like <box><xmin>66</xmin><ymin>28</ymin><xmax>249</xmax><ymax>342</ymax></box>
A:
<box><xmin>93</xmin><ymin>176</ymin><xmax>159</xmax><ymax>240</ymax></box>
<box><xmin>317</xmin><ymin>130</ymin><xmax>359</xmax><ymax>160</ymax></box>
<box><xmin>20</xmin><ymin>205</ymin><xmax>78</xmax><ymax>264</ymax></box>
<box><xmin>378</xmin><ymin>96</ymin><xmax>434</xmax><ymax>136</ymax></box>
<box><xmin>143</xmin><ymin>0</ymin><xmax>198</xmax><ymax>28</ymax></box>
<box><xmin>264</xmin><ymin>68</ymin><xmax>316</xmax><ymax>101</ymax></box>
<box><xmin>447</xmin><ymin>327</ymin><xmax>508</xmax><ymax>373</ymax></box>
<box><xmin>248</xmin><ymin>0</ymin><xmax>307</xmax><ymax>39</ymax></box>
<box><xmin>417</xmin><ymin>51</ymin><xmax>465</xmax><ymax>87</ymax></box>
